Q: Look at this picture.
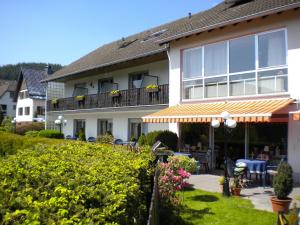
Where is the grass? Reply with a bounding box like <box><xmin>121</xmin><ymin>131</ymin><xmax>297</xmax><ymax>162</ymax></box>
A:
<box><xmin>160</xmin><ymin>188</ymin><xmax>277</xmax><ymax>225</ymax></box>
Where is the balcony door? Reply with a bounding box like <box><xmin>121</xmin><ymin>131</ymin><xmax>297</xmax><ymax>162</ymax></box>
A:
<box><xmin>98</xmin><ymin>78</ymin><xmax>114</xmax><ymax>93</ymax></box>
<box><xmin>128</xmin><ymin>118</ymin><xmax>143</xmax><ymax>141</ymax></box>
<box><xmin>74</xmin><ymin>119</ymin><xmax>85</xmax><ymax>137</ymax></box>
<box><xmin>97</xmin><ymin>119</ymin><xmax>113</xmax><ymax>135</ymax></box>
<box><xmin>128</xmin><ymin>71</ymin><xmax>148</xmax><ymax>89</ymax></box>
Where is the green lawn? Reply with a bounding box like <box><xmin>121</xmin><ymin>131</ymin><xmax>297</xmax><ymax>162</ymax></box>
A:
<box><xmin>160</xmin><ymin>188</ymin><xmax>276</xmax><ymax>225</ymax></box>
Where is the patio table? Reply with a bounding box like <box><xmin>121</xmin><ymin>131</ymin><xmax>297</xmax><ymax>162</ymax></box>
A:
<box><xmin>236</xmin><ymin>159</ymin><xmax>267</xmax><ymax>174</ymax></box>
<box><xmin>173</xmin><ymin>152</ymin><xmax>192</xmax><ymax>158</ymax></box>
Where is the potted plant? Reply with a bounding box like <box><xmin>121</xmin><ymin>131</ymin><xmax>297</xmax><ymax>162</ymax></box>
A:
<box><xmin>75</xmin><ymin>95</ymin><xmax>85</xmax><ymax>101</ymax></box>
<box><xmin>271</xmin><ymin>162</ymin><xmax>293</xmax><ymax>213</ymax></box>
<box><xmin>109</xmin><ymin>89</ymin><xmax>120</xmax><ymax>97</ymax></box>
<box><xmin>51</xmin><ymin>98</ymin><xmax>58</xmax><ymax>105</ymax></box>
<box><xmin>145</xmin><ymin>84</ymin><xmax>158</xmax><ymax>93</ymax></box>
<box><xmin>218</xmin><ymin>176</ymin><xmax>225</xmax><ymax>193</ymax></box>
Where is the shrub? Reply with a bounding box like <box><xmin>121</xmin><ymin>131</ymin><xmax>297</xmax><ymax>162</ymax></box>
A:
<box><xmin>25</xmin><ymin>130</ymin><xmax>40</xmax><ymax>137</ymax></box>
<box><xmin>78</xmin><ymin>128</ymin><xmax>86</xmax><ymax>141</ymax></box>
<box><xmin>0</xmin><ymin>140</ymin><xmax>154</xmax><ymax>224</ymax></box>
<box><xmin>141</xmin><ymin>130</ymin><xmax>178</xmax><ymax>150</ymax></box>
<box><xmin>273</xmin><ymin>162</ymin><xmax>293</xmax><ymax>199</ymax></box>
<box><xmin>167</xmin><ymin>155</ymin><xmax>197</xmax><ymax>173</ymax></box>
<box><xmin>0</xmin><ymin>131</ymin><xmax>63</xmax><ymax>157</ymax></box>
<box><xmin>15</xmin><ymin>122</ymin><xmax>44</xmax><ymax>135</ymax></box>
<box><xmin>96</xmin><ymin>133</ymin><xmax>114</xmax><ymax>144</ymax></box>
<box><xmin>158</xmin><ymin>156</ymin><xmax>193</xmax><ymax>205</ymax></box>
<box><xmin>38</xmin><ymin>129</ymin><xmax>64</xmax><ymax>139</ymax></box>
<box><xmin>1</xmin><ymin>116</ymin><xmax>14</xmax><ymax>132</ymax></box>
<box><xmin>218</xmin><ymin>176</ymin><xmax>225</xmax><ymax>185</ymax></box>
<box><xmin>138</xmin><ymin>133</ymin><xmax>147</xmax><ymax>146</ymax></box>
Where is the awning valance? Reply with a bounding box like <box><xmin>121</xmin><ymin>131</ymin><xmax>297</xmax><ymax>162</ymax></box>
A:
<box><xmin>142</xmin><ymin>98</ymin><xmax>294</xmax><ymax>123</ymax></box>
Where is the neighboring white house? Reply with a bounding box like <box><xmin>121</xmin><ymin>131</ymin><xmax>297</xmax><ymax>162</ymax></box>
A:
<box><xmin>44</xmin><ymin>0</ymin><xmax>300</xmax><ymax>180</ymax></box>
<box><xmin>15</xmin><ymin>67</ymin><xmax>51</xmax><ymax>123</ymax></box>
<box><xmin>0</xmin><ymin>80</ymin><xmax>17</xmax><ymax>117</ymax></box>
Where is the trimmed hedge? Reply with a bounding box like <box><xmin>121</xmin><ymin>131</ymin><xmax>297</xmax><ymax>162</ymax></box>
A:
<box><xmin>0</xmin><ymin>133</ymin><xmax>154</xmax><ymax>224</ymax></box>
<box><xmin>0</xmin><ymin>131</ymin><xmax>64</xmax><ymax>157</ymax></box>
<box><xmin>138</xmin><ymin>130</ymin><xmax>178</xmax><ymax>150</ymax></box>
<box><xmin>38</xmin><ymin>129</ymin><xmax>64</xmax><ymax>139</ymax></box>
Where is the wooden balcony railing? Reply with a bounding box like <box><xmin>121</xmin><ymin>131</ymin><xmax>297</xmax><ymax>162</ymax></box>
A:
<box><xmin>47</xmin><ymin>84</ymin><xmax>169</xmax><ymax>112</ymax></box>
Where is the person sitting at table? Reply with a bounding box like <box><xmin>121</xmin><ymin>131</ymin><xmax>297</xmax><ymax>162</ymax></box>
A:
<box><xmin>257</xmin><ymin>146</ymin><xmax>270</xmax><ymax>160</ymax></box>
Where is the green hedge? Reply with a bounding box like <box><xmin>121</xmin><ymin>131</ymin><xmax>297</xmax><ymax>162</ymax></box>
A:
<box><xmin>0</xmin><ymin>131</ymin><xmax>63</xmax><ymax>157</ymax></box>
<box><xmin>0</xmin><ymin>133</ymin><xmax>154</xmax><ymax>224</ymax></box>
<box><xmin>38</xmin><ymin>129</ymin><xmax>64</xmax><ymax>139</ymax></box>
<box><xmin>138</xmin><ymin>130</ymin><xmax>178</xmax><ymax>150</ymax></box>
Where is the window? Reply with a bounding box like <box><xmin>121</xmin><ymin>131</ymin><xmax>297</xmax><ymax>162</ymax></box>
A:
<box><xmin>36</xmin><ymin>106</ymin><xmax>45</xmax><ymax>115</ymax></box>
<box><xmin>1</xmin><ymin>105</ymin><xmax>7</xmax><ymax>115</ymax></box>
<box><xmin>13</xmin><ymin>105</ymin><xmax>16</xmax><ymax>110</ymax></box>
<box><xmin>98</xmin><ymin>78</ymin><xmax>114</xmax><ymax>93</ymax></box>
<box><xmin>183</xmin><ymin>48</ymin><xmax>202</xmax><ymax>79</ymax></box>
<box><xmin>9</xmin><ymin>91</ymin><xmax>15</xmax><ymax>98</ymax></box>
<box><xmin>182</xmin><ymin>29</ymin><xmax>287</xmax><ymax>100</ymax></box>
<box><xmin>204</xmin><ymin>42</ymin><xmax>227</xmax><ymax>76</ymax></box>
<box><xmin>128</xmin><ymin>118</ymin><xmax>143</xmax><ymax>141</ymax></box>
<box><xmin>229</xmin><ymin>36</ymin><xmax>255</xmax><ymax>73</ymax></box>
<box><xmin>19</xmin><ymin>91</ymin><xmax>29</xmax><ymax>99</ymax></box>
<box><xmin>258</xmin><ymin>30</ymin><xmax>286</xmax><ymax>68</ymax></box>
<box><xmin>73</xmin><ymin>83</ymin><xmax>88</xmax><ymax>97</ymax></box>
<box><xmin>18</xmin><ymin>107</ymin><xmax>23</xmax><ymax>116</ymax></box>
<box><xmin>25</xmin><ymin>107</ymin><xmax>30</xmax><ymax>115</ymax></box>
<box><xmin>129</xmin><ymin>71</ymin><xmax>148</xmax><ymax>89</ymax></box>
<box><xmin>97</xmin><ymin>119</ymin><xmax>113</xmax><ymax>136</ymax></box>
<box><xmin>74</xmin><ymin>119</ymin><xmax>85</xmax><ymax>137</ymax></box>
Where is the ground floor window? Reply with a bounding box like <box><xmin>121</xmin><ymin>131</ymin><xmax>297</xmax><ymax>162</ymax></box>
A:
<box><xmin>1</xmin><ymin>104</ymin><xmax>7</xmax><ymax>115</ymax></box>
<box><xmin>74</xmin><ymin>119</ymin><xmax>86</xmax><ymax>138</ymax></box>
<box><xmin>97</xmin><ymin>119</ymin><xmax>113</xmax><ymax>136</ymax></box>
<box><xmin>25</xmin><ymin>107</ymin><xmax>30</xmax><ymax>115</ymax></box>
<box><xmin>128</xmin><ymin>118</ymin><xmax>143</xmax><ymax>141</ymax></box>
<box><xmin>36</xmin><ymin>106</ymin><xmax>45</xmax><ymax>115</ymax></box>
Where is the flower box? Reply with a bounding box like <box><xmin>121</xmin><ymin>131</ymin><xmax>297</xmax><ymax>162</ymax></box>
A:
<box><xmin>51</xmin><ymin>98</ymin><xmax>58</xmax><ymax>105</ymax></box>
<box><xmin>75</xmin><ymin>95</ymin><xmax>85</xmax><ymax>101</ymax></box>
<box><xmin>109</xmin><ymin>90</ymin><xmax>121</xmax><ymax>97</ymax></box>
<box><xmin>145</xmin><ymin>84</ymin><xmax>159</xmax><ymax>93</ymax></box>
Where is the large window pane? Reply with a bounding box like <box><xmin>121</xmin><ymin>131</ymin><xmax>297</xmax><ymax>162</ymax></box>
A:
<box><xmin>258</xmin><ymin>30</ymin><xmax>286</xmax><ymax>68</ymax></box>
<box><xmin>205</xmin><ymin>76</ymin><xmax>227</xmax><ymax>98</ymax></box>
<box><xmin>229</xmin><ymin>36</ymin><xmax>255</xmax><ymax>73</ymax></box>
<box><xmin>183</xmin><ymin>79</ymin><xmax>203</xmax><ymax>99</ymax></box>
<box><xmin>204</xmin><ymin>42</ymin><xmax>227</xmax><ymax>76</ymax></box>
<box><xmin>229</xmin><ymin>73</ymin><xmax>256</xmax><ymax>96</ymax></box>
<box><xmin>183</xmin><ymin>48</ymin><xmax>202</xmax><ymax>79</ymax></box>
<box><xmin>258</xmin><ymin>69</ymin><xmax>288</xmax><ymax>94</ymax></box>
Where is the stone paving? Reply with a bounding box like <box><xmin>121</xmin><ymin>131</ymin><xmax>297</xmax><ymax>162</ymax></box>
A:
<box><xmin>188</xmin><ymin>173</ymin><xmax>300</xmax><ymax>212</ymax></box>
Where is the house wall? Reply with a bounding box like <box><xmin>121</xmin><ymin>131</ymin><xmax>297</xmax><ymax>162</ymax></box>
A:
<box><xmin>64</xmin><ymin>60</ymin><xmax>169</xmax><ymax>98</ymax></box>
<box><xmin>168</xmin><ymin>10</ymin><xmax>300</xmax><ymax>106</ymax></box>
<box><xmin>60</xmin><ymin>110</ymin><xmax>169</xmax><ymax>141</ymax></box>
<box><xmin>288</xmin><ymin>114</ymin><xmax>300</xmax><ymax>183</ymax></box>
<box><xmin>16</xmin><ymin>97</ymin><xmax>33</xmax><ymax>122</ymax></box>
<box><xmin>0</xmin><ymin>91</ymin><xmax>16</xmax><ymax>117</ymax></box>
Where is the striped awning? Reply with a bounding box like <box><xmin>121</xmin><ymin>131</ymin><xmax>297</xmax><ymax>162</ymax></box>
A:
<box><xmin>142</xmin><ymin>98</ymin><xmax>294</xmax><ymax>123</ymax></box>
<box><xmin>290</xmin><ymin>111</ymin><xmax>300</xmax><ymax>121</ymax></box>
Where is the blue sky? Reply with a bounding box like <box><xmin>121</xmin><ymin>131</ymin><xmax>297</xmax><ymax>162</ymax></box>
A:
<box><xmin>0</xmin><ymin>0</ymin><xmax>222</xmax><ymax>66</ymax></box>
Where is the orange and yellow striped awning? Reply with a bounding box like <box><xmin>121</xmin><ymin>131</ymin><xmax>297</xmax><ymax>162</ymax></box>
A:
<box><xmin>142</xmin><ymin>98</ymin><xmax>294</xmax><ymax>123</ymax></box>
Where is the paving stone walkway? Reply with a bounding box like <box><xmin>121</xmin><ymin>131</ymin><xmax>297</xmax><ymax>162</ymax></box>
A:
<box><xmin>188</xmin><ymin>174</ymin><xmax>300</xmax><ymax>212</ymax></box>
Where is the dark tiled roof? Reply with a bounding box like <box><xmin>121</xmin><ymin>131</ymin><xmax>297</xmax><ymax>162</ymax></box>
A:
<box><xmin>158</xmin><ymin>0</ymin><xmax>300</xmax><ymax>43</ymax></box>
<box><xmin>0</xmin><ymin>80</ymin><xmax>17</xmax><ymax>97</ymax></box>
<box><xmin>21</xmin><ymin>68</ymin><xmax>48</xmax><ymax>99</ymax></box>
<box><xmin>46</xmin><ymin>0</ymin><xmax>300</xmax><ymax>82</ymax></box>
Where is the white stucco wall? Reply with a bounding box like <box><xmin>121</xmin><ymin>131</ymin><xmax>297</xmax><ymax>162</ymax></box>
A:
<box><xmin>0</xmin><ymin>91</ymin><xmax>16</xmax><ymax>117</ymax></box>
<box><xmin>60</xmin><ymin>110</ymin><xmax>168</xmax><ymax>141</ymax></box>
<box><xmin>288</xmin><ymin>114</ymin><xmax>300</xmax><ymax>183</ymax></box>
<box><xmin>64</xmin><ymin>60</ymin><xmax>169</xmax><ymax>98</ymax></box>
<box><xmin>16</xmin><ymin>98</ymin><xmax>45</xmax><ymax>122</ymax></box>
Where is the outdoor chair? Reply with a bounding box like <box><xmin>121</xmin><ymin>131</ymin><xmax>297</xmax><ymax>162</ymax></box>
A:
<box><xmin>114</xmin><ymin>139</ymin><xmax>123</xmax><ymax>145</ymax></box>
<box><xmin>87</xmin><ymin>137</ymin><xmax>96</xmax><ymax>143</ymax></box>
<box><xmin>65</xmin><ymin>135</ymin><xmax>75</xmax><ymax>140</ymax></box>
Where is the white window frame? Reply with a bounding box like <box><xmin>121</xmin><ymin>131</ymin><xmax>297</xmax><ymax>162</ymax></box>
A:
<box><xmin>181</xmin><ymin>28</ymin><xmax>288</xmax><ymax>101</ymax></box>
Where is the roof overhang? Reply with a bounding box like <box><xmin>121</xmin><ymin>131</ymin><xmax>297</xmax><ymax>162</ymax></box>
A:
<box><xmin>142</xmin><ymin>98</ymin><xmax>294</xmax><ymax>123</ymax></box>
<box><xmin>43</xmin><ymin>47</ymin><xmax>168</xmax><ymax>83</ymax></box>
<box><xmin>158</xmin><ymin>2</ymin><xmax>300</xmax><ymax>44</ymax></box>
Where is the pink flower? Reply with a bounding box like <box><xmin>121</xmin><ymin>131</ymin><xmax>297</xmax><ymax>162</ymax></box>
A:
<box><xmin>178</xmin><ymin>168</ymin><xmax>191</xmax><ymax>179</ymax></box>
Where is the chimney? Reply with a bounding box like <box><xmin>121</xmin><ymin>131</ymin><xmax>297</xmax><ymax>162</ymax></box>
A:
<box><xmin>188</xmin><ymin>12</ymin><xmax>192</xmax><ymax>19</ymax></box>
<box><xmin>45</xmin><ymin>64</ymin><xmax>53</xmax><ymax>75</ymax></box>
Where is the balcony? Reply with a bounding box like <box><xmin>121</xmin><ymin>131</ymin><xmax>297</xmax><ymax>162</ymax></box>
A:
<box><xmin>47</xmin><ymin>84</ymin><xmax>169</xmax><ymax>112</ymax></box>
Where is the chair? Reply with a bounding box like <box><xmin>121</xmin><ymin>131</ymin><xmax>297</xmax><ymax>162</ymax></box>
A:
<box><xmin>114</xmin><ymin>139</ymin><xmax>123</xmax><ymax>145</ymax></box>
<box><xmin>87</xmin><ymin>137</ymin><xmax>96</xmax><ymax>143</ymax></box>
<box><xmin>198</xmin><ymin>150</ymin><xmax>211</xmax><ymax>173</ymax></box>
<box><xmin>65</xmin><ymin>135</ymin><xmax>74</xmax><ymax>140</ymax></box>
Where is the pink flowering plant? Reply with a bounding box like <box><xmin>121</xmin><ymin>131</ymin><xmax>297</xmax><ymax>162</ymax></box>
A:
<box><xmin>158</xmin><ymin>156</ymin><xmax>196</xmax><ymax>205</ymax></box>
